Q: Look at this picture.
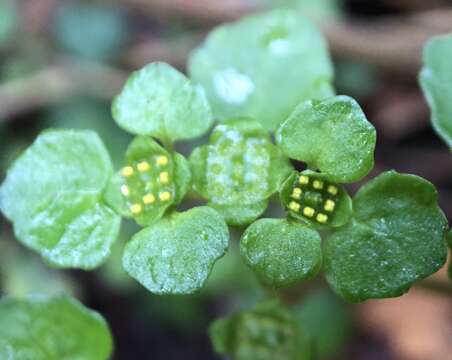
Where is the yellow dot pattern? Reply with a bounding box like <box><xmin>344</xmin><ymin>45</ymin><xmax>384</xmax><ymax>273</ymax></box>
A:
<box><xmin>159</xmin><ymin>191</ymin><xmax>171</xmax><ymax>201</ymax></box>
<box><xmin>287</xmin><ymin>174</ymin><xmax>340</xmax><ymax>224</ymax></box>
<box><xmin>303</xmin><ymin>206</ymin><xmax>315</xmax><ymax>217</ymax></box>
<box><xmin>291</xmin><ymin>188</ymin><xmax>302</xmax><ymax>200</ymax></box>
<box><xmin>137</xmin><ymin>161</ymin><xmax>150</xmax><ymax>172</ymax></box>
<box><xmin>324</xmin><ymin>199</ymin><xmax>335</xmax><ymax>212</ymax></box>
<box><xmin>120</xmin><ymin>152</ymin><xmax>174</xmax><ymax>218</ymax></box>
<box><xmin>122</xmin><ymin>166</ymin><xmax>134</xmax><ymax>177</ymax></box>
<box><xmin>143</xmin><ymin>193</ymin><xmax>155</xmax><ymax>204</ymax></box>
<box><xmin>289</xmin><ymin>201</ymin><xmax>300</xmax><ymax>212</ymax></box>
<box><xmin>130</xmin><ymin>203</ymin><xmax>142</xmax><ymax>214</ymax></box>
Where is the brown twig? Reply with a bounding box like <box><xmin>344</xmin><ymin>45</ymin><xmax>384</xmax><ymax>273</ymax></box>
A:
<box><xmin>0</xmin><ymin>58</ymin><xmax>127</xmax><ymax>121</ymax></box>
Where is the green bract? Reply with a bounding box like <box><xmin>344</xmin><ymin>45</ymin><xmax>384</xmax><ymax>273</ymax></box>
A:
<box><xmin>123</xmin><ymin>206</ymin><xmax>229</xmax><ymax>294</ymax></box>
<box><xmin>324</xmin><ymin>171</ymin><xmax>448</xmax><ymax>302</ymax></box>
<box><xmin>190</xmin><ymin>119</ymin><xmax>292</xmax><ymax>226</ymax></box>
<box><xmin>104</xmin><ymin>136</ymin><xmax>191</xmax><ymax>226</ymax></box>
<box><xmin>0</xmin><ymin>294</ymin><xmax>113</xmax><ymax>360</ymax></box>
<box><xmin>276</xmin><ymin>95</ymin><xmax>376</xmax><ymax>183</ymax></box>
<box><xmin>279</xmin><ymin>170</ymin><xmax>352</xmax><ymax>228</ymax></box>
<box><xmin>0</xmin><ymin>130</ymin><xmax>120</xmax><ymax>269</ymax></box>
<box><xmin>112</xmin><ymin>62</ymin><xmax>213</xmax><ymax>142</ymax></box>
<box><xmin>210</xmin><ymin>300</ymin><xmax>311</xmax><ymax>360</ymax></box>
<box><xmin>419</xmin><ymin>33</ymin><xmax>452</xmax><ymax>148</ymax></box>
<box><xmin>188</xmin><ymin>8</ymin><xmax>334</xmax><ymax>131</ymax></box>
<box><xmin>240</xmin><ymin>219</ymin><xmax>322</xmax><ymax>287</ymax></box>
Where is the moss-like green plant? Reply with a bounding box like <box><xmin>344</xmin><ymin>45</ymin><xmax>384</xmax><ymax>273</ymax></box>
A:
<box><xmin>1</xmin><ymin>9</ymin><xmax>450</xmax><ymax>360</ymax></box>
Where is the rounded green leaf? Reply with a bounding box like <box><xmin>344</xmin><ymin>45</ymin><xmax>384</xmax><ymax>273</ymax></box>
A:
<box><xmin>122</xmin><ymin>206</ymin><xmax>229</xmax><ymax>294</ymax></box>
<box><xmin>419</xmin><ymin>33</ymin><xmax>452</xmax><ymax>148</ymax></box>
<box><xmin>276</xmin><ymin>95</ymin><xmax>376</xmax><ymax>183</ymax></box>
<box><xmin>280</xmin><ymin>170</ymin><xmax>352</xmax><ymax>228</ymax></box>
<box><xmin>240</xmin><ymin>218</ymin><xmax>322</xmax><ymax>287</ymax></box>
<box><xmin>209</xmin><ymin>300</ymin><xmax>311</xmax><ymax>360</ymax></box>
<box><xmin>188</xmin><ymin>8</ymin><xmax>334</xmax><ymax>131</ymax></box>
<box><xmin>104</xmin><ymin>136</ymin><xmax>191</xmax><ymax>226</ymax></box>
<box><xmin>0</xmin><ymin>294</ymin><xmax>113</xmax><ymax>360</ymax></box>
<box><xmin>112</xmin><ymin>62</ymin><xmax>213</xmax><ymax>141</ymax></box>
<box><xmin>0</xmin><ymin>129</ymin><xmax>120</xmax><ymax>269</ymax></box>
<box><xmin>324</xmin><ymin>171</ymin><xmax>448</xmax><ymax>302</ymax></box>
<box><xmin>189</xmin><ymin>119</ymin><xmax>292</xmax><ymax>226</ymax></box>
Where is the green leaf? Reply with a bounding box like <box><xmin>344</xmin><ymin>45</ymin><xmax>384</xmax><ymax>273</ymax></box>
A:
<box><xmin>292</xmin><ymin>290</ymin><xmax>352</xmax><ymax>359</ymax></box>
<box><xmin>280</xmin><ymin>170</ymin><xmax>352</xmax><ymax>228</ymax></box>
<box><xmin>112</xmin><ymin>62</ymin><xmax>213</xmax><ymax>141</ymax></box>
<box><xmin>209</xmin><ymin>300</ymin><xmax>311</xmax><ymax>360</ymax></box>
<box><xmin>122</xmin><ymin>206</ymin><xmax>229</xmax><ymax>294</ymax></box>
<box><xmin>189</xmin><ymin>119</ymin><xmax>292</xmax><ymax>226</ymax></box>
<box><xmin>104</xmin><ymin>136</ymin><xmax>191</xmax><ymax>226</ymax></box>
<box><xmin>211</xmin><ymin>200</ymin><xmax>269</xmax><ymax>227</ymax></box>
<box><xmin>277</xmin><ymin>95</ymin><xmax>376</xmax><ymax>183</ymax></box>
<box><xmin>419</xmin><ymin>33</ymin><xmax>452</xmax><ymax>148</ymax></box>
<box><xmin>324</xmin><ymin>171</ymin><xmax>448</xmax><ymax>302</ymax></box>
<box><xmin>447</xmin><ymin>229</ymin><xmax>452</xmax><ymax>280</ymax></box>
<box><xmin>0</xmin><ymin>129</ymin><xmax>120</xmax><ymax>269</ymax></box>
<box><xmin>240</xmin><ymin>218</ymin><xmax>322</xmax><ymax>287</ymax></box>
<box><xmin>188</xmin><ymin>8</ymin><xmax>334</xmax><ymax>132</ymax></box>
<box><xmin>0</xmin><ymin>294</ymin><xmax>113</xmax><ymax>360</ymax></box>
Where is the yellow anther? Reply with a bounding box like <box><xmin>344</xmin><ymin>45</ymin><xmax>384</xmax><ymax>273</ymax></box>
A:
<box><xmin>159</xmin><ymin>191</ymin><xmax>171</xmax><ymax>201</ymax></box>
<box><xmin>156</xmin><ymin>155</ymin><xmax>168</xmax><ymax>166</ymax></box>
<box><xmin>313</xmin><ymin>180</ymin><xmax>324</xmax><ymax>190</ymax></box>
<box><xmin>130</xmin><ymin>203</ymin><xmax>142</xmax><ymax>214</ymax></box>
<box><xmin>159</xmin><ymin>171</ymin><xmax>169</xmax><ymax>184</ymax></box>
<box><xmin>299</xmin><ymin>175</ymin><xmax>309</xmax><ymax>185</ymax></box>
<box><xmin>324</xmin><ymin>199</ymin><xmax>335</xmax><ymax>212</ymax></box>
<box><xmin>288</xmin><ymin>201</ymin><xmax>300</xmax><ymax>212</ymax></box>
<box><xmin>122</xmin><ymin>166</ymin><xmax>134</xmax><ymax>177</ymax></box>
<box><xmin>143</xmin><ymin>193</ymin><xmax>155</xmax><ymax>205</ymax></box>
<box><xmin>327</xmin><ymin>185</ymin><xmax>338</xmax><ymax>196</ymax></box>
<box><xmin>137</xmin><ymin>161</ymin><xmax>150</xmax><ymax>172</ymax></box>
<box><xmin>291</xmin><ymin>188</ymin><xmax>302</xmax><ymax>200</ymax></box>
<box><xmin>120</xmin><ymin>185</ymin><xmax>130</xmax><ymax>197</ymax></box>
<box><xmin>316</xmin><ymin>213</ymin><xmax>328</xmax><ymax>223</ymax></box>
<box><xmin>303</xmin><ymin>206</ymin><xmax>315</xmax><ymax>217</ymax></box>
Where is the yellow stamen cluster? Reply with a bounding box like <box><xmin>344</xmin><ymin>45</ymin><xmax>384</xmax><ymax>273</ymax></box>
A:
<box><xmin>159</xmin><ymin>191</ymin><xmax>171</xmax><ymax>201</ymax></box>
<box><xmin>324</xmin><ymin>199</ymin><xmax>335</xmax><ymax>212</ymax></box>
<box><xmin>121</xmin><ymin>154</ymin><xmax>173</xmax><ymax>216</ymax></box>
<box><xmin>289</xmin><ymin>201</ymin><xmax>300</xmax><ymax>212</ymax></box>
<box><xmin>291</xmin><ymin>187</ymin><xmax>302</xmax><ymax>200</ymax></box>
<box><xmin>130</xmin><ymin>203</ymin><xmax>142</xmax><ymax>214</ymax></box>
<box><xmin>313</xmin><ymin>180</ymin><xmax>323</xmax><ymax>190</ymax></box>
<box><xmin>299</xmin><ymin>175</ymin><xmax>309</xmax><ymax>185</ymax></box>
<box><xmin>159</xmin><ymin>171</ymin><xmax>169</xmax><ymax>184</ymax></box>
<box><xmin>156</xmin><ymin>155</ymin><xmax>168</xmax><ymax>166</ymax></box>
<box><xmin>303</xmin><ymin>206</ymin><xmax>315</xmax><ymax>217</ymax></box>
<box><xmin>143</xmin><ymin>193</ymin><xmax>155</xmax><ymax>204</ymax></box>
<box><xmin>288</xmin><ymin>174</ymin><xmax>340</xmax><ymax>224</ymax></box>
<box><xmin>122</xmin><ymin>166</ymin><xmax>134</xmax><ymax>177</ymax></box>
<box><xmin>327</xmin><ymin>185</ymin><xmax>338</xmax><ymax>196</ymax></box>
<box><xmin>137</xmin><ymin>161</ymin><xmax>151</xmax><ymax>172</ymax></box>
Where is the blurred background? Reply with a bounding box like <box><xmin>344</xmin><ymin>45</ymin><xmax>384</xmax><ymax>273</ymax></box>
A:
<box><xmin>1</xmin><ymin>0</ymin><xmax>452</xmax><ymax>359</ymax></box>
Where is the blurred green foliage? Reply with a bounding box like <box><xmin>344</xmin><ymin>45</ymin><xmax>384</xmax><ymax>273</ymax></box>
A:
<box><xmin>53</xmin><ymin>2</ymin><xmax>127</xmax><ymax>61</ymax></box>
